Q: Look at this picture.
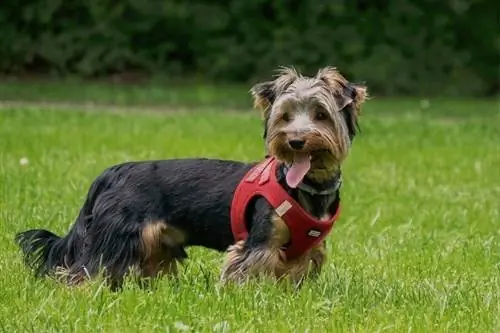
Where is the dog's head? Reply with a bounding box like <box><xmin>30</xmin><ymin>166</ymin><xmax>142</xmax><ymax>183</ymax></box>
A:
<box><xmin>251</xmin><ymin>66</ymin><xmax>368</xmax><ymax>187</ymax></box>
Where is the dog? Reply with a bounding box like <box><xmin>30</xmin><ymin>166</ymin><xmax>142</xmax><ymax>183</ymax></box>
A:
<box><xmin>15</xmin><ymin>66</ymin><xmax>368</xmax><ymax>289</ymax></box>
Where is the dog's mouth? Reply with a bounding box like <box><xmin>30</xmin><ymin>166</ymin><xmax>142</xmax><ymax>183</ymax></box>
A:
<box><xmin>285</xmin><ymin>152</ymin><xmax>311</xmax><ymax>188</ymax></box>
<box><xmin>284</xmin><ymin>149</ymin><xmax>333</xmax><ymax>188</ymax></box>
<box><xmin>268</xmin><ymin>133</ymin><xmax>337</xmax><ymax>188</ymax></box>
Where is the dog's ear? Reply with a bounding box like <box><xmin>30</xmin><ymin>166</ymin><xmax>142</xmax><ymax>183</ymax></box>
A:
<box><xmin>351</xmin><ymin>83</ymin><xmax>368</xmax><ymax>111</ymax></box>
<box><xmin>316</xmin><ymin>67</ymin><xmax>355</xmax><ymax>111</ymax></box>
<box><xmin>250</xmin><ymin>66</ymin><xmax>300</xmax><ymax>114</ymax></box>
<box><xmin>250</xmin><ymin>81</ymin><xmax>275</xmax><ymax>140</ymax></box>
<box><xmin>317</xmin><ymin>67</ymin><xmax>369</xmax><ymax>112</ymax></box>
<box><xmin>335</xmin><ymin>92</ymin><xmax>354</xmax><ymax>112</ymax></box>
<box><xmin>250</xmin><ymin>81</ymin><xmax>276</xmax><ymax>114</ymax></box>
<box><xmin>251</xmin><ymin>67</ymin><xmax>299</xmax><ymax>140</ymax></box>
<box><xmin>341</xmin><ymin>83</ymin><xmax>368</xmax><ymax>140</ymax></box>
<box><xmin>345</xmin><ymin>82</ymin><xmax>368</xmax><ymax>114</ymax></box>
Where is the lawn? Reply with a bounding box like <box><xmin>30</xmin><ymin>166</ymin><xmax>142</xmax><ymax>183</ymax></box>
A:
<box><xmin>0</xmin><ymin>85</ymin><xmax>499</xmax><ymax>332</ymax></box>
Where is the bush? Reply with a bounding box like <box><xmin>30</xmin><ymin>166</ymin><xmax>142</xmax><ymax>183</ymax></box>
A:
<box><xmin>0</xmin><ymin>0</ymin><xmax>497</xmax><ymax>96</ymax></box>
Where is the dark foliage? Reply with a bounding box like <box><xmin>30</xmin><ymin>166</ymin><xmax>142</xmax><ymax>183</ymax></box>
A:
<box><xmin>0</xmin><ymin>0</ymin><xmax>497</xmax><ymax>96</ymax></box>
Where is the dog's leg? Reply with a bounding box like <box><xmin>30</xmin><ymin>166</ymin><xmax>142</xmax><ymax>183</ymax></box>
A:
<box><xmin>219</xmin><ymin>243</ymin><xmax>321</xmax><ymax>286</ymax></box>
<box><xmin>219</xmin><ymin>240</ymin><xmax>286</xmax><ymax>284</ymax></box>
<box><xmin>220</xmin><ymin>212</ymin><xmax>328</xmax><ymax>286</ymax></box>
<box><xmin>308</xmin><ymin>241</ymin><xmax>327</xmax><ymax>279</ymax></box>
<box><xmin>63</xmin><ymin>220</ymin><xmax>186</xmax><ymax>289</ymax></box>
<box><xmin>56</xmin><ymin>185</ymin><xmax>182</xmax><ymax>289</ymax></box>
<box><xmin>220</xmin><ymin>209</ymin><xmax>291</xmax><ymax>284</ymax></box>
<box><xmin>140</xmin><ymin>221</ymin><xmax>187</xmax><ymax>280</ymax></box>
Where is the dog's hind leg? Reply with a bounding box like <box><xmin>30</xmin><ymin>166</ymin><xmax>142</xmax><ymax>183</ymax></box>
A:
<box><xmin>54</xmin><ymin>189</ymin><xmax>146</xmax><ymax>288</ymax></box>
<box><xmin>64</xmin><ymin>217</ymin><xmax>187</xmax><ymax>289</ymax></box>
<box><xmin>139</xmin><ymin>221</ymin><xmax>187</xmax><ymax>280</ymax></box>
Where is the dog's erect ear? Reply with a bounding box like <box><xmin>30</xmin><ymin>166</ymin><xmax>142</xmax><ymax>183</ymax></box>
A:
<box><xmin>335</xmin><ymin>92</ymin><xmax>354</xmax><ymax>112</ymax></box>
<box><xmin>316</xmin><ymin>67</ymin><xmax>354</xmax><ymax>111</ymax></box>
<box><xmin>316</xmin><ymin>67</ymin><xmax>368</xmax><ymax>112</ymax></box>
<box><xmin>335</xmin><ymin>82</ymin><xmax>368</xmax><ymax>113</ymax></box>
<box><xmin>250</xmin><ymin>66</ymin><xmax>300</xmax><ymax>113</ymax></box>
<box><xmin>345</xmin><ymin>82</ymin><xmax>368</xmax><ymax>114</ymax></box>
<box><xmin>250</xmin><ymin>81</ymin><xmax>276</xmax><ymax>114</ymax></box>
<box><xmin>341</xmin><ymin>83</ymin><xmax>369</xmax><ymax>140</ymax></box>
<box><xmin>251</xmin><ymin>67</ymin><xmax>299</xmax><ymax>141</ymax></box>
<box><xmin>351</xmin><ymin>83</ymin><xmax>368</xmax><ymax>111</ymax></box>
<box><xmin>250</xmin><ymin>81</ymin><xmax>275</xmax><ymax>140</ymax></box>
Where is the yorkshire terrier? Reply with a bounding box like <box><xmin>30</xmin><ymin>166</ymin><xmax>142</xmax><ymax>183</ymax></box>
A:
<box><xmin>15</xmin><ymin>66</ymin><xmax>368</xmax><ymax>289</ymax></box>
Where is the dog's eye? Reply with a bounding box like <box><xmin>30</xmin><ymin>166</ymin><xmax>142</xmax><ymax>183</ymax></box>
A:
<box><xmin>282</xmin><ymin>112</ymin><xmax>290</xmax><ymax>122</ymax></box>
<box><xmin>315</xmin><ymin>110</ymin><xmax>328</xmax><ymax>121</ymax></box>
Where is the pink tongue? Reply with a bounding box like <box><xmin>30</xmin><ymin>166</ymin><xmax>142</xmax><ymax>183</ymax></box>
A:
<box><xmin>286</xmin><ymin>153</ymin><xmax>311</xmax><ymax>188</ymax></box>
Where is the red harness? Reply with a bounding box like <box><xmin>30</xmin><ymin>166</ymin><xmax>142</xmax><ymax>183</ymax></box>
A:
<box><xmin>230</xmin><ymin>157</ymin><xmax>341</xmax><ymax>260</ymax></box>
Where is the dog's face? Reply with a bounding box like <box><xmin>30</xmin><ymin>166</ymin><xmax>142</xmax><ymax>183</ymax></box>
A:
<box><xmin>251</xmin><ymin>67</ymin><xmax>367</xmax><ymax>187</ymax></box>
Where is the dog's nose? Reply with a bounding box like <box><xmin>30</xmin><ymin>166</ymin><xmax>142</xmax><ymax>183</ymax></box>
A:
<box><xmin>288</xmin><ymin>139</ymin><xmax>305</xmax><ymax>150</ymax></box>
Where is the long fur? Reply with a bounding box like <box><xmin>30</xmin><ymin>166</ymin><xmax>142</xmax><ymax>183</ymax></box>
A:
<box><xmin>15</xmin><ymin>66</ymin><xmax>368</xmax><ymax>288</ymax></box>
<box><xmin>16</xmin><ymin>159</ymin><xmax>256</xmax><ymax>285</ymax></box>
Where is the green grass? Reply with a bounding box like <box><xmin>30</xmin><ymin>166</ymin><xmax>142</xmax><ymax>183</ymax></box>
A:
<box><xmin>0</xmin><ymin>78</ymin><xmax>251</xmax><ymax>109</ymax></box>
<box><xmin>1</xmin><ymin>77</ymin><xmax>498</xmax><ymax>115</ymax></box>
<box><xmin>0</xmin><ymin>95</ymin><xmax>499</xmax><ymax>332</ymax></box>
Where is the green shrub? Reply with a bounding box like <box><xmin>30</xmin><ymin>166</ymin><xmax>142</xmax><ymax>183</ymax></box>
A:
<box><xmin>0</xmin><ymin>0</ymin><xmax>497</xmax><ymax>96</ymax></box>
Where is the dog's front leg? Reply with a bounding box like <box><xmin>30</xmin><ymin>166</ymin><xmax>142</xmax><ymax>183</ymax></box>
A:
<box><xmin>308</xmin><ymin>241</ymin><xmax>327</xmax><ymax>280</ymax></box>
<box><xmin>219</xmin><ymin>240</ymin><xmax>287</xmax><ymax>284</ymax></box>
<box><xmin>220</xmin><ymin>226</ymin><xmax>328</xmax><ymax>286</ymax></box>
<box><xmin>220</xmin><ymin>197</ymin><xmax>290</xmax><ymax>284</ymax></box>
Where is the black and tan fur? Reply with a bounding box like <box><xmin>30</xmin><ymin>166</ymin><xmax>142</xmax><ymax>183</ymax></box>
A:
<box><xmin>15</xmin><ymin>66</ymin><xmax>368</xmax><ymax>289</ymax></box>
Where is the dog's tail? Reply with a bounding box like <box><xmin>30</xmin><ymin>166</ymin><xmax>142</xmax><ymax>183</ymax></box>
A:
<box><xmin>14</xmin><ymin>166</ymin><xmax>116</xmax><ymax>278</ymax></box>
<box><xmin>15</xmin><ymin>229</ymin><xmax>72</xmax><ymax>277</ymax></box>
<box><xmin>15</xmin><ymin>197</ymin><xmax>95</xmax><ymax>278</ymax></box>
<box><xmin>15</xmin><ymin>196</ymin><xmax>97</xmax><ymax>278</ymax></box>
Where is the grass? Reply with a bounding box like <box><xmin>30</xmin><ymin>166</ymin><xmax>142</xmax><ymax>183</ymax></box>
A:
<box><xmin>0</xmin><ymin>86</ymin><xmax>499</xmax><ymax>332</ymax></box>
<box><xmin>0</xmin><ymin>78</ymin><xmax>251</xmax><ymax>109</ymax></box>
<box><xmin>1</xmin><ymin>77</ymin><xmax>498</xmax><ymax>115</ymax></box>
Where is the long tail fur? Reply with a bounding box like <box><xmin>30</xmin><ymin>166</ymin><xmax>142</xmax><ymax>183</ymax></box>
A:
<box><xmin>14</xmin><ymin>206</ymin><xmax>91</xmax><ymax>278</ymax></box>
<box><xmin>15</xmin><ymin>229</ymin><xmax>71</xmax><ymax>277</ymax></box>
<box><xmin>14</xmin><ymin>166</ymin><xmax>114</xmax><ymax>279</ymax></box>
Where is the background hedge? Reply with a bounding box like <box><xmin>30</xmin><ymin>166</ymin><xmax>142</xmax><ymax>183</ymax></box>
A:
<box><xmin>1</xmin><ymin>0</ymin><xmax>497</xmax><ymax>96</ymax></box>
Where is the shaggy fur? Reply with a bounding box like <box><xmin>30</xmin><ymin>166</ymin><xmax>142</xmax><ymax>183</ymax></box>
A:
<box><xmin>15</xmin><ymin>66</ymin><xmax>368</xmax><ymax>289</ymax></box>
